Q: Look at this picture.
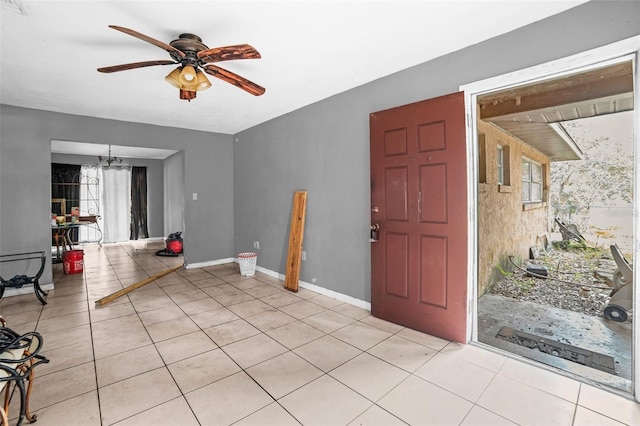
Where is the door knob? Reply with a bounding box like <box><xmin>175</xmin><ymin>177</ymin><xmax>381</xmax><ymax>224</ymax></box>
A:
<box><xmin>370</xmin><ymin>223</ymin><xmax>380</xmax><ymax>242</ymax></box>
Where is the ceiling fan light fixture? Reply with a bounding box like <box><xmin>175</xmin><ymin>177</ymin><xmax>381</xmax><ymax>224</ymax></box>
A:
<box><xmin>98</xmin><ymin>26</ymin><xmax>265</xmax><ymax>100</ymax></box>
<box><xmin>178</xmin><ymin>65</ymin><xmax>197</xmax><ymax>85</ymax></box>
<box><xmin>195</xmin><ymin>70</ymin><xmax>211</xmax><ymax>91</ymax></box>
<box><xmin>164</xmin><ymin>67</ymin><xmax>182</xmax><ymax>89</ymax></box>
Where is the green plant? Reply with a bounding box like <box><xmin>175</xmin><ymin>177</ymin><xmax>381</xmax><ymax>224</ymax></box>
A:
<box><xmin>495</xmin><ymin>264</ymin><xmax>511</xmax><ymax>277</ymax></box>
<box><xmin>553</xmin><ymin>239</ymin><xmax>588</xmax><ymax>251</ymax></box>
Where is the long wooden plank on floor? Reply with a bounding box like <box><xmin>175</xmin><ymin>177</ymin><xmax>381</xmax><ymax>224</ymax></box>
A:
<box><xmin>94</xmin><ymin>264</ymin><xmax>183</xmax><ymax>306</ymax></box>
<box><xmin>284</xmin><ymin>191</ymin><xmax>307</xmax><ymax>292</ymax></box>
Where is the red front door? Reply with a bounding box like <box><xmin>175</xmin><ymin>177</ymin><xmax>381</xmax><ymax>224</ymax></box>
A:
<box><xmin>370</xmin><ymin>92</ymin><xmax>468</xmax><ymax>343</ymax></box>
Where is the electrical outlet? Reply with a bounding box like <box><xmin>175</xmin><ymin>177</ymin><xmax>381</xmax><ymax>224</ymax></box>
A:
<box><xmin>254</xmin><ymin>241</ymin><xmax>260</xmax><ymax>249</ymax></box>
<box><xmin>301</xmin><ymin>251</ymin><xmax>306</xmax><ymax>261</ymax></box>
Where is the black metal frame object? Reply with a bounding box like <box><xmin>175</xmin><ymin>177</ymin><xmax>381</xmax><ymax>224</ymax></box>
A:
<box><xmin>0</xmin><ymin>252</ymin><xmax>48</xmax><ymax>305</ymax></box>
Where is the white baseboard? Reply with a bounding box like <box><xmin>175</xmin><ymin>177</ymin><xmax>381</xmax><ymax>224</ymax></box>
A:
<box><xmin>186</xmin><ymin>258</ymin><xmax>235</xmax><ymax>269</ymax></box>
<box><xmin>248</xmin><ymin>262</ymin><xmax>371</xmax><ymax>311</ymax></box>
<box><xmin>188</xmin><ymin>257</ymin><xmax>371</xmax><ymax>311</ymax></box>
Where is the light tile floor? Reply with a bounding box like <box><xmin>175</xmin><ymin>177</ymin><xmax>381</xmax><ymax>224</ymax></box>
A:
<box><xmin>1</xmin><ymin>241</ymin><xmax>639</xmax><ymax>425</ymax></box>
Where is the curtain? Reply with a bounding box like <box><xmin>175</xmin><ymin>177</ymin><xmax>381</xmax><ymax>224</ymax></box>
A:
<box><xmin>101</xmin><ymin>166</ymin><xmax>132</xmax><ymax>243</ymax></box>
<box><xmin>130</xmin><ymin>166</ymin><xmax>149</xmax><ymax>240</ymax></box>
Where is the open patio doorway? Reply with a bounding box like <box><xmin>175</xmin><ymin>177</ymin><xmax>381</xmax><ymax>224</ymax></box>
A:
<box><xmin>462</xmin><ymin>38</ymin><xmax>638</xmax><ymax>398</ymax></box>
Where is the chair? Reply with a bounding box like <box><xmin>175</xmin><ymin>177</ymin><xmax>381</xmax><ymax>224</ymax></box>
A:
<box><xmin>0</xmin><ymin>318</ymin><xmax>49</xmax><ymax>425</ymax></box>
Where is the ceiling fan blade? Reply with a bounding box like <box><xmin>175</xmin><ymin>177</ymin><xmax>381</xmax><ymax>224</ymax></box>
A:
<box><xmin>203</xmin><ymin>65</ymin><xmax>265</xmax><ymax>96</ymax></box>
<box><xmin>108</xmin><ymin>25</ymin><xmax>186</xmax><ymax>59</ymax></box>
<box><xmin>197</xmin><ymin>44</ymin><xmax>261</xmax><ymax>63</ymax></box>
<box><xmin>97</xmin><ymin>60</ymin><xmax>177</xmax><ymax>73</ymax></box>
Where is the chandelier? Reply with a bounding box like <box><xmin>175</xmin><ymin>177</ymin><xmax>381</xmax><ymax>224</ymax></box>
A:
<box><xmin>98</xmin><ymin>145</ymin><xmax>122</xmax><ymax>166</ymax></box>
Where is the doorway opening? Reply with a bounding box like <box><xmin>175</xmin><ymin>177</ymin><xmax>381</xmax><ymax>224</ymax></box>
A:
<box><xmin>50</xmin><ymin>141</ymin><xmax>181</xmax><ymax>258</ymax></box>
<box><xmin>462</xmin><ymin>41</ymin><xmax>638</xmax><ymax>398</ymax></box>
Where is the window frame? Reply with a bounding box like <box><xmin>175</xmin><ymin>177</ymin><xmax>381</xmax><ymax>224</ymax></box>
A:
<box><xmin>497</xmin><ymin>145</ymin><xmax>504</xmax><ymax>185</ymax></box>
<box><xmin>522</xmin><ymin>157</ymin><xmax>543</xmax><ymax>203</ymax></box>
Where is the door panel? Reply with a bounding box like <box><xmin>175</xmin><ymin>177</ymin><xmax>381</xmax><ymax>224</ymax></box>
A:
<box><xmin>370</xmin><ymin>91</ymin><xmax>467</xmax><ymax>343</ymax></box>
<box><xmin>385</xmin><ymin>167</ymin><xmax>409</xmax><ymax>221</ymax></box>
<box><xmin>385</xmin><ymin>232</ymin><xmax>409</xmax><ymax>298</ymax></box>
<box><xmin>385</xmin><ymin>128</ymin><xmax>409</xmax><ymax>155</ymax></box>
<box><xmin>419</xmin><ymin>163</ymin><xmax>448</xmax><ymax>223</ymax></box>
<box><xmin>419</xmin><ymin>121</ymin><xmax>447</xmax><ymax>152</ymax></box>
<box><xmin>420</xmin><ymin>235</ymin><xmax>448</xmax><ymax>308</ymax></box>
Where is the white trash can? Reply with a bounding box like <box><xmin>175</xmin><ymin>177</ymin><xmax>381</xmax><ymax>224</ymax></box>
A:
<box><xmin>238</xmin><ymin>252</ymin><xmax>258</xmax><ymax>276</ymax></box>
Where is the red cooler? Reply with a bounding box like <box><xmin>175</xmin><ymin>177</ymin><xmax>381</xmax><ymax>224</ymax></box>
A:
<box><xmin>63</xmin><ymin>249</ymin><xmax>84</xmax><ymax>275</ymax></box>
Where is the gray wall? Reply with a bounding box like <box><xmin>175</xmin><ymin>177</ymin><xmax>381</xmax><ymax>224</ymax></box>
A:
<box><xmin>0</xmin><ymin>111</ymin><xmax>53</xmax><ymax>283</ymax></box>
<box><xmin>164</xmin><ymin>151</ymin><xmax>185</xmax><ymax>237</ymax></box>
<box><xmin>0</xmin><ymin>106</ymin><xmax>234</xmax><ymax>285</ymax></box>
<box><xmin>50</xmin><ymin>153</ymin><xmax>165</xmax><ymax>238</ymax></box>
<box><xmin>233</xmin><ymin>0</ymin><xmax>640</xmax><ymax>302</ymax></box>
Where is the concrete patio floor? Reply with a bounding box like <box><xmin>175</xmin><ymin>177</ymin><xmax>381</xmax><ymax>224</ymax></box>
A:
<box><xmin>478</xmin><ymin>294</ymin><xmax>632</xmax><ymax>394</ymax></box>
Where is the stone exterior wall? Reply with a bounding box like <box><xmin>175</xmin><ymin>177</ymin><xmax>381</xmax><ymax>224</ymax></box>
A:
<box><xmin>477</xmin><ymin>119</ymin><xmax>551</xmax><ymax>296</ymax></box>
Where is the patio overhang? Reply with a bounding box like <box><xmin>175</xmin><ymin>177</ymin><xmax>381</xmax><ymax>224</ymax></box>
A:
<box><xmin>478</xmin><ymin>61</ymin><xmax>634</xmax><ymax>162</ymax></box>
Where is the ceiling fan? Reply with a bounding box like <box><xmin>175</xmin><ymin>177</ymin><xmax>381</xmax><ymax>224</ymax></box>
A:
<box><xmin>97</xmin><ymin>25</ymin><xmax>265</xmax><ymax>101</ymax></box>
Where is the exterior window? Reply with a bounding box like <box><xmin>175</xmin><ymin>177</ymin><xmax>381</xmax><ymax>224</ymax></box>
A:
<box><xmin>497</xmin><ymin>144</ymin><xmax>510</xmax><ymax>188</ymax></box>
<box><xmin>522</xmin><ymin>157</ymin><xmax>542</xmax><ymax>202</ymax></box>
<box><xmin>497</xmin><ymin>146</ymin><xmax>504</xmax><ymax>185</ymax></box>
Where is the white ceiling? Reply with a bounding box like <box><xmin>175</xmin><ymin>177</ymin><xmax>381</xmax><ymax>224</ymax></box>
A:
<box><xmin>2</xmin><ymin>0</ymin><xmax>588</xmax><ymax>136</ymax></box>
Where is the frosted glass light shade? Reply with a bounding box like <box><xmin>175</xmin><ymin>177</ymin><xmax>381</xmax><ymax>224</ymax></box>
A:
<box><xmin>165</xmin><ymin>67</ymin><xmax>182</xmax><ymax>88</ymax></box>
<box><xmin>179</xmin><ymin>65</ymin><xmax>197</xmax><ymax>85</ymax></box>
<box><xmin>166</xmin><ymin>65</ymin><xmax>208</xmax><ymax>99</ymax></box>
<box><xmin>195</xmin><ymin>70</ymin><xmax>211</xmax><ymax>91</ymax></box>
